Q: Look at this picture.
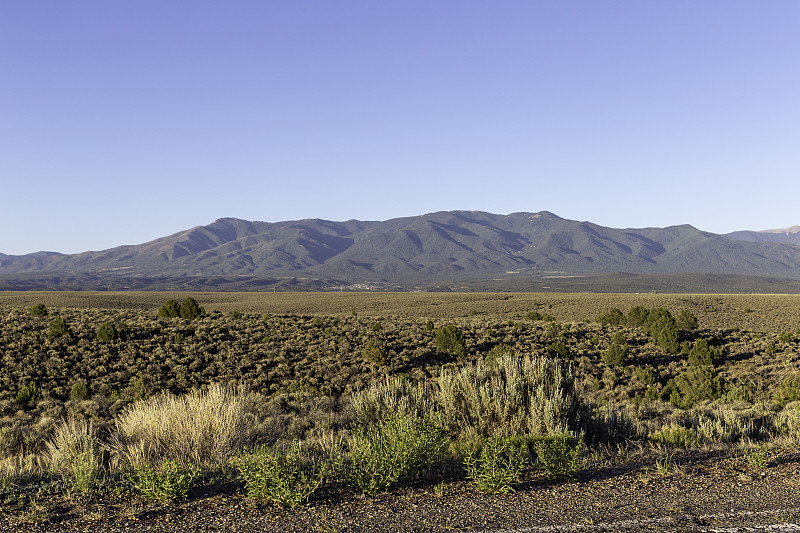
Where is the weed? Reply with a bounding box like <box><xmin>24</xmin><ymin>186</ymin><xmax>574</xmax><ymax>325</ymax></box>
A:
<box><xmin>127</xmin><ymin>460</ymin><xmax>201</xmax><ymax>501</ymax></box>
<box><xmin>464</xmin><ymin>437</ymin><xmax>528</xmax><ymax>493</ymax></box>
<box><xmin>236</xmin><ymin>441</ymin><xmax>327</xmax><ymax>507</ymax></box>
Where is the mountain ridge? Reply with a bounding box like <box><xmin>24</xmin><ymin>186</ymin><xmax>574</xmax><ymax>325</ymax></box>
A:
<box><xmin>3</xmin><ymin>211</ymin><xmax>800</xmax><ymax>291</ymax></box>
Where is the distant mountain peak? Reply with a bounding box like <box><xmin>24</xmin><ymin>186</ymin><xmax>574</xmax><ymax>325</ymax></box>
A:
<box><xmin>760</xmin><ymin>225</ymin><xmax>800</xmax><ymax>235</ymax></box>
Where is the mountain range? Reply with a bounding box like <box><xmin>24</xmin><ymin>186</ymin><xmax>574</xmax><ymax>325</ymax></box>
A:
<box><xmin>3</xmin><ymin>211</ymin><xmax>800</xmax><ymax>292</ymax></box>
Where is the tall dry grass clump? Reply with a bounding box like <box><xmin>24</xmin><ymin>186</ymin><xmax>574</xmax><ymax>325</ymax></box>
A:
<box><xmin>438</xmin><ymin>353</ymin><xmax>581</xmax><ymax>440</ymax></box>
<box><xmin>46</xmin><ymin>416</ymin><xmax>104</xmax><ymax>493</ymax></box>
<box><xmin>111</xmin><ymin>383</ymin><xmax>256</xmax><ymax>470</ymax></box>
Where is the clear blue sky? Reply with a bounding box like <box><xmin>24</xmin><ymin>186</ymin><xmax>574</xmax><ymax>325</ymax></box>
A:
<box><xmin>2</xmin><ymin>1</ymin><xmax>799</xmax><ymax>255</ymax></box>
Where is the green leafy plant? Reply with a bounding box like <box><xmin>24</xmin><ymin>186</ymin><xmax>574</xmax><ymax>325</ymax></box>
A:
<box><xmin>236</xmin><ymin>441</ymin><xmax>328</xmax><ymax>507</ymax></box>
<box><xmin>48</xmin><ymin>315</ymin><xmax>70</xmax><ymax>337</ymax></box>
<box><xmin>649</xmin><ymin>424</ymin><xmax>701</xmax><ymax>448</ymax></box>
<box><xmin>362</xmin><ymin>342</ymin><xmax>389</xmax><ymax>365</ymax></box>
<box><xmin>531</xmin><ymin>434</ymin><xmax>583</xmax><ymax>481</ymax></box>
<box><xmin>16</xmin><ymin>381</ymin><xmax>42</xmax><ymax>408</ymax></box>
<box><xmin>30</xmin><ymin>303</ymin><xmax>48</xmax><ymax>317</ymax></box>
<box><xmin>96</xmin><ymin>322</ymin><xmax>118</xmax><ymax>342</ymax></box>
<box><xmin>435</xmin><ymin>325</ymin><xmax>466</xmax><ymax>357</ymax></box>
<box><xmin>464</xmin><ymin>437</ymin><xmax>528</xmax><ymax>493</ymax></box>
<box><xmin>596</xmin><ymin>308</ymin><xmax>625</xmax><ymax>325</ymax></box>
<box><xmin>676</xmin><ymin>310</ymin><xmax>699</xmax><ymax>330</ymax></box>
<box><xmin>743</xmin><ymin>445</ymin><xmax>769</xmax><ymax>468</ymax></box>
<box><xmin>602</xmin><ymin>342</ymin><xmax>628</xmax><ymax>366</ymax></box>
<box><xmin>127</xmin><ymin>460</ymin><xmax>201</xmax><ymax>501</ymax></box>
<box><xmin>70</xmin><ymin>381</ymin><xmax>90</xmax><ymax>402</ymax></box>
<box><xmin>334</xmin><ymin>414</ymin><xmax>448</xmax><ymax>494</ymax></box>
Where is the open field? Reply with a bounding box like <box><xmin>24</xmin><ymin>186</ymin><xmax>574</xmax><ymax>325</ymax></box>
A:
<box><xmin>2</xmin><ymin>291</ymin><xmax>800</xmax><ymax>530</ymax></box>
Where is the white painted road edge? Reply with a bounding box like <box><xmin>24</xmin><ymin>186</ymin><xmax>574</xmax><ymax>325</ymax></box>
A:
<box><xmin>488</xmin><ymin>507</ymin><xmax>800</xmax><ymax>532</ymax></box>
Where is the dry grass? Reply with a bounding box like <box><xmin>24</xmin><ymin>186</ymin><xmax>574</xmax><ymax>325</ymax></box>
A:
<box><xmin>110</xmin><ymin>383</ymin><xmax>256</xmax><ymax>470</ymax></box>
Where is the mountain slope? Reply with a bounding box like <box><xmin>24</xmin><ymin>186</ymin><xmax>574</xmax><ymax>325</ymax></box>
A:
<box><xmin>3</xmin><ymin>211</ymin><xmax>800</xmax><ymax>289</ymax></box>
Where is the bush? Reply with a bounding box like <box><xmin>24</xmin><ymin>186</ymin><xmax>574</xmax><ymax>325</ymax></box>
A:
<box><xmin>70</xmin><ymin>382</ymin><xmax>90</xmax><ymax>402</ymax></box>
<box><xmin>16</xmin><ymin>381</ymin><xmax>41</xmax><ymax>408</ymax></box>
<box><xmin>362</xmin><ymin>342</ymin><xmax>388</xmax><ymax>365</ymax></box>
<box><xmin>485</xmin><ymin>344</ymin><xmax>515</xmax><ymax>366</ymax></box>
<box><xmin>30</xmin><ymin>303</ymin><xmax>48</xmax><ymax>317</ymax></box>
<box><xmin>687</xmin><ymin>339</ymin><xmax>716</xmax><ymax>367</ymax></box>
<box><xmin>127</xmin><ymin>460</ymin><xmax>201</xmax><ymax>501</ymax></box>
<box><xmin>663</xmin><ymin>366</ymin><xmax>723</xmax><ymax>409</ymax></box>
<box><xmin>48</xmin><ymin>315</ymin><xmax>70</xmax><ymax>337</ymax></box>
<box><xmin>602</xmin><ymin>342</ymin><xmax>628</xmax><ymax>367</ymax></box>
<box><xmin>649</xmin><ymin>424</ymin><xmax>702</xmax><ymax>448</ymax></box>
<box><xmin>463</xmin><ymin>437</ymin><xmax>528</xmax><ymax>493</ymax></box>
<box><xmin>546</xmin><ymin>341</ymin><xmax>569</xmax><ymax>358</ymax></box>
<box><xmin>438</xmin><ymin>353</ymin><xmax>582</xmax><ymax>439</ymax></box>
<box><xmin>644</xmin><ymin>308</ymin><xmax>679</xmax><ymax>353</ymax></box>
<box><xmin>596</xmin><ymin>308</ymin><xmax>625</xmax><ymax>326</ymax></box>
<box><xmin>627</xmin><ymin>306</ymin><xmax>650</xmax><ymax>328</ymax></box>
<box><xmin>96</xmin><ymin>322</ymin><xmax>118</xmax><ymax>342</ymax></box>
<box><xmin>435</xmin><ymin>325</ymin><xmax>466</xmax><ymax>357</ymax></box>
<box><xmin>157</xmin><ymin>299</ymin><xmax>180</xmax><ymax>318</ymax></box>
<box><xmin>676</xmin><ymin>310</ymin><xmax>699</xmax><ymax>331</ymax></box>
<box><xmin>334</xmin><ymin>414</ymin><xmax>449</xmax><ymax>494</ymax></box>
<box><xmin>111</xmin><ymin>384</ymin><xmax>255</xmax><ymax>469</ymax></box>
<box><xmin>179</xmin><ymin>297</ymin><xmax>205</xmax><ymax>319</ymax></box>
<box><xmin>46</xmin><ymin>416</ymin><xmax>103</xmax><ymax>494</ymax></box>
<box><xmin>350</xmin><ymin>377</ymin><xmax>438</xmax><ymax>427</ymax></box>
<box><xmin>158</xmin><ymin>298</ymin><xmax>205</xmax><ymax>319</ymax></box>
<box><xmin>531</xmin><ymin>434</ymin><xmax>583</xmax><ymax>481</ymax></box>
<box><xmin>236</xmin><ymin>441</ymin><xmax>327</xmax><ymax>507</ymax></box>
<box><xmin>774</xmin><ymin>374</ymin><xmax>800</xmax><ymax>408</ymax></box>
<box><xmin>425</xmin><ymin>320</ymin><xmax>435</xmax><ymax>332</ymax></box>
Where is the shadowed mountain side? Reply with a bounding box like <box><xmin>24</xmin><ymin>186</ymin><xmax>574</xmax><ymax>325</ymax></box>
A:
<box><xmin>3</xmin><ymin>211</ymin><xmax>800</xmax><ymax>290</ymax></box>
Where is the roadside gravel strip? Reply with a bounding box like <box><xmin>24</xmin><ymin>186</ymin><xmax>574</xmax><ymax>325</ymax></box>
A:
<box><xmin>4</xmin><ymin>449</ymin><xmax>800</xmax><ymax>532</ymax></box>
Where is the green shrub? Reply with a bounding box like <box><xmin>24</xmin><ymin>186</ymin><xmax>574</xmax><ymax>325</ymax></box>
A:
<box><xmin>16</xmin><ymin>381</ymin><xmax>41</xmax><ymax>408</ymax></box>
<box><xmin>96</xmin><ymin>322</ymin><xmax>118</xmax><ymax>342</ymax></box>
<box><xmin>649</xmin><ymin>424</ymin><xmax>701</xmax><ymax>448</ymax></box>
<box><xmin>158</xmin><ymin>299</ymin><xmax>180</xmax><ymax>318</ymax></box>
<box><xmin>362</xmin><ymin>342</ymin><xmax>388</xmax><ymax>365</ymax></box>
<box><xmin>627</xmin><ymin>306</ymin><xmax>650</xmax><ymax>328</ymax></box>
<box><xmin>179</xmin><ymin>297</ymin><xmax>205</xmax><ymax>319</ymax></box>
<box><xmin>676</xmin><ymin>310</ymin><xmax>699</xmax><ymax>331</ymax></box>
<box><xmin>435</xmin><ymin>325</ymin><xmax>466</xmax><ymax>357</ymax></box>
<box><xmin>602</xmin><ymin>342</ymin><xmax>628</xmax><ymax>366</ymax></box>
<box><xmin>48</xmin><ymin>315</ymin><xmax>70</xmax><ymax>337</ymax></box>
<box><xmin>127</xmin><ymin>460</ymin><xmax>201</xmax><ymax>501</ymax></box>
<box><xmin>779</xmin><ymin>332</ymin><xmax>794</xmax><ymax>343</ymax></box>
<box><xmin>485</xmin><ymin>344</ymin><xmax>515</xmax><ymax>366</ymax></box>
<box><xmin>531</xmin><ymin>434</ymin><xmax>582</xmax><ymax>481</ymax></box>
<box><xmin>546</xmin><ymin>341</ymin><xmax>569</xmax><ymax>358</ymax></box>
<box><xmin>231</xmin><ymin>310</ymin><xmax>242</xmax><ymax>320</ymax></box>
<box><xmin>30</xmin><ymin>303</ymin><xmax>48</xmax><ymax>317</ymax></box>
<box><xmin>425</xmin><ymin>320</ymin><xmax>435</xmax><ymax>332</ymax></box>
<box><xmin>663</xmin><ymin>366</ymin><xmax>723</xmax><ymax>409</ymax></box>
<box><xmin>70</xmin><ymin>382</ymin><xmax>90</xmax><ymax>402</ymax></box>
<box><xmin>687</xmin><ymin>339</ymin><xmax>716</xmax><ymax>367</ymax></box>
<box><xmin>334</xmin><ymin>414</ymin><xmax>448</xmax><ymax>494</ymax></box>
<box><xmin>596</xmin><ymin>308</ymin><xmax>625</xmax><ymax>325</ymax></box>
<box><xmin>236</xmin><ymin>441</ymin><xmax>327</xmax><ymax>507</ymax></box>
<box><xmin>158</xmin><ymin>298</ymin><xmax>204</xmax><ymax>319</ymax></box>
<box><xmin>633</xmin><ymin>366</ymin><xmax>656</xmax><ymax>386</ymax></box>
<box><xmin>526</xmin><ymin>310</ymin><xmax>543</xmax><ymax>321</ymax></box>
<box><xmin>463</xmin><ymin>437</ymin><xmax>528</xmax><ymax>493</ymax></box>
<box><xmin>372</xmin><ymin>321</ymin><xmax>383</xmax><ymax>332</ymax></box>
<box><xmin>774</xmin><ymin>374</ymin><xmax>800</xmax><ymax>408</ymax></box>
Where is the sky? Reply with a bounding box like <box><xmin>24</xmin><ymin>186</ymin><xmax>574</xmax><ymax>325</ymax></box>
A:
<box><xmin>2</xmin><ymin>1</ymin><xmax>799</xmax><ymax>255</ymax></box>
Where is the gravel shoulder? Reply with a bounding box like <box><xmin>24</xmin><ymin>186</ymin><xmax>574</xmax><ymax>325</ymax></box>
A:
<box><xmin>4</xmin><ymin>449</ymin><xmax>800</xmax><ymax>533</ymax></box>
